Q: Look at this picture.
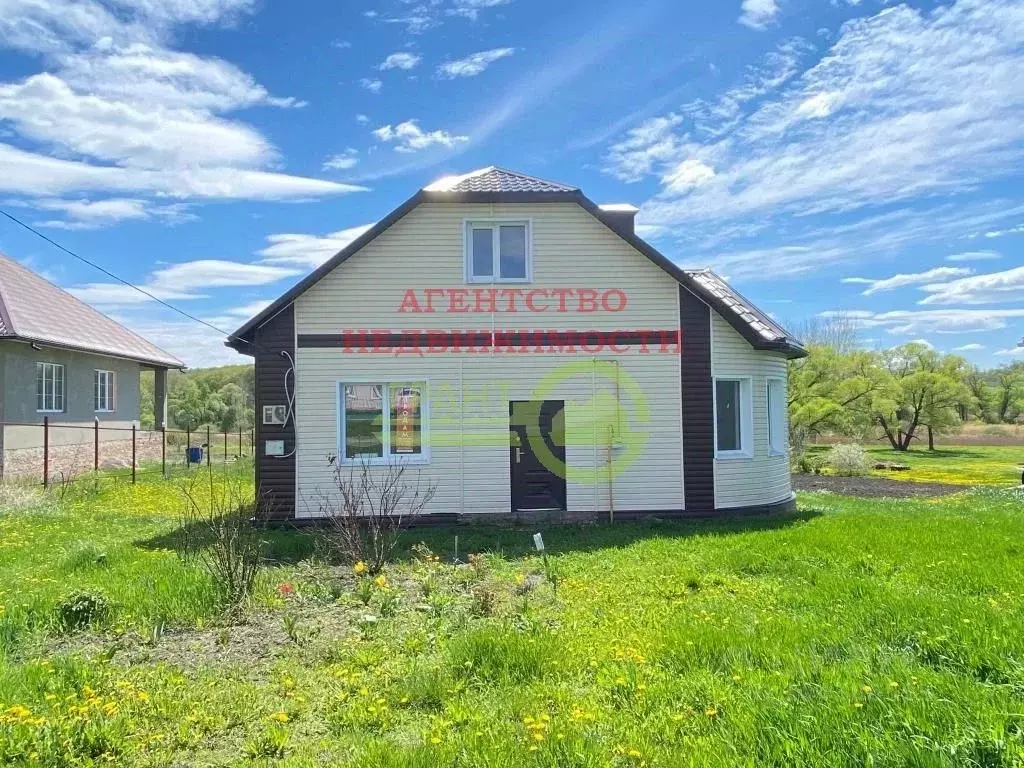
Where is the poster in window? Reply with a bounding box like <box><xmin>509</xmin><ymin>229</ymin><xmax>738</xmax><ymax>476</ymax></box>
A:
<box><xmin>392</xmin><ymin>386</ymin><xmax>421</xmax><ymax>455</ymax></box>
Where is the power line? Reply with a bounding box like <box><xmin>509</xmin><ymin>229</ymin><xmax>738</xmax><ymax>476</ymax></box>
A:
<box><xmin>0</xmin><ymin>207</ymin><xmax>248</xmax><ymax>345</ymax></box>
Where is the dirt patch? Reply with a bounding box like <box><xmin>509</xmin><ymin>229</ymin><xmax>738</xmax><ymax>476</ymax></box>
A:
<box><xmin>47</xmin><ymin>600</ymin><xmax>357</xmax><ymax>673</ymax></box>
<box><xmin>792</xmin><ymin>474</ymin><xmax>966</xmax><ymax>498</ymax></box>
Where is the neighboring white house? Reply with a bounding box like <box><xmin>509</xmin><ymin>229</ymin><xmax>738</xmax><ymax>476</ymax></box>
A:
<box><xmin>228</xmin><ymin>167</ymin><xmax>805</xmax><ymax>523</ymax></box>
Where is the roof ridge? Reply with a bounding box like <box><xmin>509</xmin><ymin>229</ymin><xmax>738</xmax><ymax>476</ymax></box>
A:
<box><xmin>488</xmin><ymin>166</ymin><xmax>579</xmax><ymax>191</ymax></box>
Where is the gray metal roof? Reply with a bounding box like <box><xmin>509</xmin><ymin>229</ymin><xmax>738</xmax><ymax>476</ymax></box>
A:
<box><xmin>685</xmin><ymin>269</ymin><xmax>801</xmax><ymax>348</ymax></box>
<box><xmin>423</xmin><ymin>166</ymin><xmax>578</xmax><ymax>194</ymax></box>
<box><xmin>0</xmin><ymin>252</ymin><xmax>184</xmax><ymax>368</ymax></box>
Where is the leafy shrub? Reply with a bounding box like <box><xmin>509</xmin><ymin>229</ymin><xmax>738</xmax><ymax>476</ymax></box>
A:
<box><xmin>826</xmin><ymin>443</ymin><xmax>869</xmax><ymax>476</ymax></box>
<box><xmin>54</xmin><ymin>592</ymin><xmax>109</xmax><ymax>633</ymax></box>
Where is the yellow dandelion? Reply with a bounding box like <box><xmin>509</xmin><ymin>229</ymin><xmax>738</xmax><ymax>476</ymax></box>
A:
<box><xmin>271</xmin><ymin>712</ymin><xmax>289</xmax><ymax>723</ymax></box>
<box><xmin>862</xmin><ymin>685</ymin><xmax>872</xmax><ymax>695</ymax></box>
<box><xmin>375</xmin><ymin>574</ymin><xmax>387</xmax><ymax>588</ymax></box>
<box><xmin>705</xmin><ymin>707</ymin><xmax>718</xmax><ymax>718</ymax></box>
<box><xmin>354</xmin><ymin>561</ymin><xmax>368</xmax><ymax>576</ymax></box>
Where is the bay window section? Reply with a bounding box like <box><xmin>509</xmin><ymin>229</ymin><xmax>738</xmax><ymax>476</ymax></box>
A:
<box><xmin>340</xmin><ymin>382</ymin><xmax>427</xmax><ymax>464</ymax></box>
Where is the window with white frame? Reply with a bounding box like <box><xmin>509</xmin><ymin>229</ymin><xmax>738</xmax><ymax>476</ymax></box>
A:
<box><xmin>339</xmin><ymin>382</ymin><xmax>427</xmax><ymax>463</ymax></box>
<box><xmin>715</xmin><ymin>377</ymin><xmax>752</xmax><ymax>458</ymax></box>
<box><xmin>465</xmin><ymin>221</ymin><xmax>530</xmax><ymax>283</ymax></box>
<box><xmin>36</xmin><ymin>362</ymin><xmax>65</xmax><ymax>413</ymax></box>
<box><xmin>94</xmin><ymin>369</ymin><xmax>116</xmax><ymax>412</ymax></box>
<box><xmin>766</xmin><ymin>377</ymin><xmax>786</xmax><ymax>455</ymax></box>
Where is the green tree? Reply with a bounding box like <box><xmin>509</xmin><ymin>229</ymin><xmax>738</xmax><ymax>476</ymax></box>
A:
<box><xmin>788</xmin><ymin>345</ymin><xmax>885</xmax><ymax>451</ymax></box>
<box><xmin>215</xmin><ymin>383</ymin><xmax>251</xmax><ymax>433</ymax></box>
<box><xmin>170</xmin><ymin>379</ymin><xmax>216</xmax><ymax>431</ymax></box>
<box><xmin>991</xmin><ymin>363</ymin><xmax>1024</xmax><ymax>423</ymax></box>
<box><xmin>871</xmin><ymin>344</ymin><xmax>973</xmax><ymax>451</ymax></box>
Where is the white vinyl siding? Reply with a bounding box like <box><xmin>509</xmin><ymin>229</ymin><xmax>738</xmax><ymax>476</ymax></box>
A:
<box><xmin>711</xmin><ymin>313</ymin><xmax>792</xmax><ymax>509</ymax></box>
<box><xmin>36</xmin><ymin>362</ymin><xmax>65</xmax><ymax>413</ymax></box>
<box><xmin>297</xmin><ymin>203</ymin><xmax>679</xmax><ymax>333</ymax></box>
<box><xmin>294</xmin><ymin>350</ymin><xmax>684</xmax><ymax>518</ymax></box>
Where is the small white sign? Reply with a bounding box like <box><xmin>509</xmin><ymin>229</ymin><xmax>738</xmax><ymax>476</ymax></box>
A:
<box><xmin>533</xmin><ymin>533</ymin><xmax>545</xmax><ymax>552</ymax></box>
<box><xmin>265</xmin><ymin>440</ymin><xmax>285</xmax><ymax>457</ymax></box>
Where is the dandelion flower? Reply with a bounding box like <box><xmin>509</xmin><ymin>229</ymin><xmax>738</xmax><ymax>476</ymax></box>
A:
<box><xmin>271</xmin><ymin>712</ymin><xmax>289</xmax><ymax>723</ymax></box>
<box><xmin>354</xmin><ymin>561</ymin><xmax>368</xmax><ymax>576</ymax></box>
<box><xmin>375</xmin><ymin>575</ymin><xmax>387</xmax><ymax>588</ymax></box>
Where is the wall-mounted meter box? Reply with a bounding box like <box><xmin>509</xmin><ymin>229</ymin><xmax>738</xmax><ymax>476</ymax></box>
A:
<box><xmin>264</xmin><ymin>440</ymin><xmax>285</xmax><ymax>456</ymax></box>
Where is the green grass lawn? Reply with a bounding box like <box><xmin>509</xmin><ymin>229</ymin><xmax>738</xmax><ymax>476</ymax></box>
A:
<box><xmin>1</xmin><ymin>462</ymin><xmax>1024</xmax><ymax>766</ymax></box>
<box><xmin>807</xmin><ymin>443</ymin><xmax>1024</xmax><ymax>486</ymax></box>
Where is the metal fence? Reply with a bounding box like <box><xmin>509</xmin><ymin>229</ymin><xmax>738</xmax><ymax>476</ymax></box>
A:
<box><xmin>0</xmin><ymin>418</ymin><xmax>254</xmax><ymax>487</ymax></box>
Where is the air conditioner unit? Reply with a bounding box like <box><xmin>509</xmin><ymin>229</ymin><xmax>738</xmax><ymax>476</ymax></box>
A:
<box><xmin>263</xmin><ymin>405</ymin><xmax>288</xmax><ymax>425</ymax></box>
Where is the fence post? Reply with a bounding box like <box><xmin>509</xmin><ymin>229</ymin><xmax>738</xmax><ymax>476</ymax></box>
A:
<box><xmin>250</xmin><ymin>428</ymin><xmax>254</xmax><ymax>454</ymax></box>
<box><xmin>223</xmin><ymin>430</ymin><xmax>228</xmax><ymax>464</ymax></box>
<box><xmin>239</xmin><ymin>427</ymin><xmax>243</xmax><ymax>457</ymax></box>
<box><xmin>42</xmin><ymin>416</ymin><xmax>49</xmax><ymax>489</ymax></box>
<box><xmin>161</xmin><ymin>427</ymin><xmax>166</xmax><ymax>478</ymax></box>
<box><xmin>131</xmin><ymin>424</ymin><xmax>137</xmax><ymax>484</ymax></box>
<box><xmin>206</xmin><ymin>425</ymin><xmax>211</xmax><ymax>467</ymax></box>
<box><xmin>186</xmin><ymin>427</ymin><xmax>190</xmax><ymax>469</ymax></box>
<box><xmin>94</xmin><ymin>417</ymin><xmax>99</xmax><ymax>473</ymax></box>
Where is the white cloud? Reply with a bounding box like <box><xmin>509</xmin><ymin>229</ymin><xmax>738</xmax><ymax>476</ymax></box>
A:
<box><xmin>953</xmin><ymin>343</ymin><xmax>985</xmax><ymax>351</ymax></box>
<box><xmin>355</xmin><ymin>114</ymin><xmax>369</xmax><ymax>124</ymax></box>
<box><xmin>69</xmin><ymin>259</ymin><xmax>301</xmax><ymax>307</ymax></box>
<box><xmin>0</xmin><ymin>0</ymin><xmax>254</xmax><ymax>55</ymax></box>
<box><xmin>663</xmin><ymin>159</ymin><xmax>716</xmax><ymax>194</ymax></box>
<box><xmin>0</xmin><ymin>141</ymin><xmax>364</xmax><ymax>200</ymax></box>
<box><xmin>449</xmin><ymin>0</ymin><xmax>512</xmax><ymax>20</ymax></box>
<box><xmin>29</xmin><ymin>197</ymin><xmax>194</xmax><ymax>229</ymax></box>
<box><xmin>359</xmin><ymin>77</ymin><xmax>383</xmax><ymax>93</ymax></box>
<box><xmin>0</xmin><ymin>7</ymin><xmax>353</xmax><ymax>204</ymax></box>
<box><xmin>613</xmin><ymin>0</ymin><xmax>1024</xmax><ymax>232</ymax></box>
<box><xmin>437</xmin><ymin>47</ymin><xmax>515</xmax><ymax>78</ymax></box>
<box><xmin>820</xmin><ymin>308</ymin><xmax>1024</xmax><ymax>335</ymax></box>
<box><xmin>0</xmin><ymin>73</ymin><xmax>273</xmax><ymax>169</ymax></box>
<box><xmin>323</xmin><ymin>148</ymin><xmax>359</xmax><ymax>171</ymax></box>
<box><xmin>918</xmin><ymin>265</ymin><xmax>1024</xmax><ymax>305</ymax></box>
<box><xmin>258</xmin><ymin>224</ymin><xmax>375</xmax><ymax>269</ymax></box>
<box><xmin>946</xmin><ymin>250</ymin><xmax>1001</xmax><ymax>262</ymax></box>
<box><xmin>982</xmin><ymin>223</ymin><xmax>1024</xmax><ymax>239</ymax></box>
<box><xmin>995</xmin><ymin>345</ymin><xmax>1024</xmax><ymax>357</ymax></box>
<box><xmin>841</xmin><ymin>266</ymin><xmax>974</xmax><ymax>295</ymax></box>
<box><xmin>373</xmin><ymin>120</ymin><xmax>468</xmax><ymax>153</ymax></box>
<box><xmin>379</xmin><ymin>52</ymin><xmax>421</xmax><ymax>71</ymax></box>
<box><xmin>739</xmin><ymin>0</ymin><xmax>779</xmax><ymax>29</ymax></box>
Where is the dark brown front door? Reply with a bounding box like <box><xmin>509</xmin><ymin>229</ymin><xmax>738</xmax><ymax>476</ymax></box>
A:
<box><xmin>509</xmin><ymin>400</ymin><xmax>567</xmax><ymax>512</ymax></box>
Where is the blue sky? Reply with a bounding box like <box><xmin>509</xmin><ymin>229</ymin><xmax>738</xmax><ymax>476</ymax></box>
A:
<box><xmin>0</xmin><ymin>0</ymin><xmax>1021</xmax><ymax>368</ymax></box>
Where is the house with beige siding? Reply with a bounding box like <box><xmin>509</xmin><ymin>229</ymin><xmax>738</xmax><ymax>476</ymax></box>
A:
<box><xmin>228</xmin><ymin>167</ymin><xmax>805</xmax><ymax>523</ymax></box>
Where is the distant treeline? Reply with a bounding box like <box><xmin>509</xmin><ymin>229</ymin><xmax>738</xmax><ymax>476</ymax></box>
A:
<box><xmin>141</xmin><ymin>364</ymin><xmax>254</xmax><ymax>432</ymax></box>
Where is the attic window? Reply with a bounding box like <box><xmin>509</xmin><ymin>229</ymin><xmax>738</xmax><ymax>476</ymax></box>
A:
<box><xmin>465</xmin><ymin>221</ymin><xmax>530</xmax><ymax>283</ymax></box>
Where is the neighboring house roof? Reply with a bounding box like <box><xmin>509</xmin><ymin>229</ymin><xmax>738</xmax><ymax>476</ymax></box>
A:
<box><xmin>0</xmin><ymin>252</ymin><xmax>184</xmax><ymax>368</ymax></box>
<box><xmin>228</xmin><ymin>168</ymin><xmax>806</xmax><ymax>359</ymax></box>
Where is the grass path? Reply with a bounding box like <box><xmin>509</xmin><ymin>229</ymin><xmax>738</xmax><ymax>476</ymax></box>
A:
<box><xmin>1</xmin><ymin>469</ymin><xmax>1023</xmax><ymax>765</ymax></box>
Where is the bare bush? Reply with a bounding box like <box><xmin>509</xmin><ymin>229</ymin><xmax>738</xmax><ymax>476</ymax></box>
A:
<box><xmin>826</xmin><ymin>443</ymin><xmax>870</xmax><ymax>477</ymax></box>
<box><xmin>179</xmin><ymin>470</ymin><xmax>268</xmax><ymax>614</ymax></box>
<box><xmin>317</xmin><ymin>460</ymin><xmax>436</xmax><ymax>574</ymax></box>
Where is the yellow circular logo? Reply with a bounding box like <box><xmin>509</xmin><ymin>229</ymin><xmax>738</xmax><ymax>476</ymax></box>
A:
<box><xmin>518</xmin><ymin>360</ymin><xmax>651</xmax><ymax>483</ymax></box>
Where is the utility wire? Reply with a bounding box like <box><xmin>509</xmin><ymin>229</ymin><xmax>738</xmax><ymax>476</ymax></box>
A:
<box><xmin>0</xmin><ymin>207</ymin><xmax>249</xmax><ymax>345</ymax></box>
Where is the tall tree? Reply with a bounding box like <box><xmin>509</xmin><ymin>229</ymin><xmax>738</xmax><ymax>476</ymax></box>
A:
<box><xmin>871</xmin><ymin>344</ymin><xmax>973</xmax><ymax>451</ymax></box>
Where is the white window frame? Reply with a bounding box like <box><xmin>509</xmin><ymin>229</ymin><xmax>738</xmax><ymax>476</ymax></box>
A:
<box><xmin>713</xmin><ymin>376</ymin><xmax>753</xmax><ymax>460</ymax></box>
<box><xmin>766</xmin><ymin>377</ymin><xmax>787</xmax><ymax>456</ymax></box>
<box><xmin>337</xmin><ymin>380</ymin><xmax>430</xmax><ymax>465</ymax></box>
<box><xmin>94</xmin><ymin>369</ymin><xmax>117</xmax><ymax>413</ymax></box>
<box><xmin>464</xmin><ymin>219</ymin><xmax>532</xmax><ymax>284</ymax></box>
<box><xmin>36</xmin><ymin>362</ymin><xmax>65</xmax><ymax>413</ymax></box>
